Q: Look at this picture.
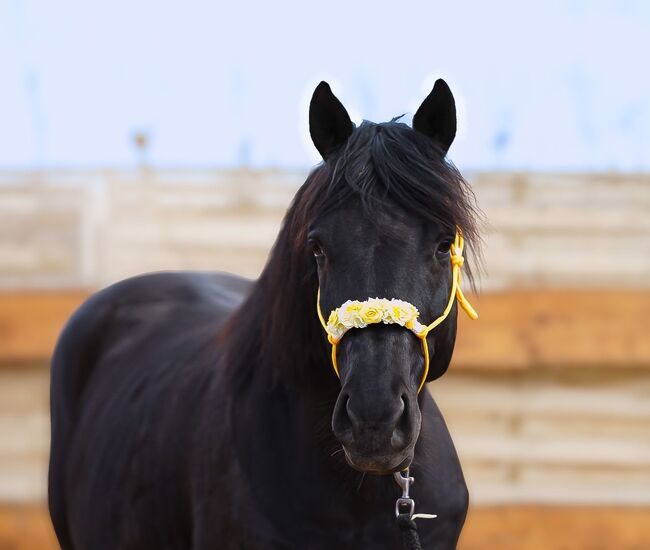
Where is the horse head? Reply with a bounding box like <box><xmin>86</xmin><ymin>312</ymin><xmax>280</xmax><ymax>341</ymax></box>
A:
<box><xmin>299</xmin><ymin>80</ymin><xmax>480</xmax><ymax>474</ymax></box>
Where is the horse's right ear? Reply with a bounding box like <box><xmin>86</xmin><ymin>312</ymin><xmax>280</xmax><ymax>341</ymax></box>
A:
<box><xmin>309</xmin><ymin>82</ymin><xmax>354</xmax><ymax>160</ymax></box>
<box><xmin>412</xmin><ymin>79</ymin><xmax>457</xmax><ymax>154</ymax></box>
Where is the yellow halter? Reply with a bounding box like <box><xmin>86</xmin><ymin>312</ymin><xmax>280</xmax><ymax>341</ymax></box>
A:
<box><xmin>316</xmin><ymin>231</ymin><xmax>478</xmax><ymax>393</ymax></box>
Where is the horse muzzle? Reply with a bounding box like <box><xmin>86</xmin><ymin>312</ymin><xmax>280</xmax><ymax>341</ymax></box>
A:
<box><xmin>332</xmin><ymin>389</ymin><xmax>421</xmax><ymax>474</ymax></box>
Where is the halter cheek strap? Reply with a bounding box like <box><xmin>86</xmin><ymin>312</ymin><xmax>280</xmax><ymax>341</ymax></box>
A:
<box><xmin>316</xmin><ymin>231</ymin><xmax>478</xmax><ymax>393</ymax></box>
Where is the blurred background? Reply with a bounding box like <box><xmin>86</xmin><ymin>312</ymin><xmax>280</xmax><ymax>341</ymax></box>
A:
<box><xmin>0</xmin><ymin>0</ymin><xmax>649</xmax><ymax>548</ymax></box>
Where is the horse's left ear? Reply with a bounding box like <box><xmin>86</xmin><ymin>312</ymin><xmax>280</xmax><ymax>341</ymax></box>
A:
<box><xmin>309</xmin><ymin>81</ymin><xmax>354</xmax><ymax>160</ymax></box>
<box><xmin>412</xmin><ymin>79</ymin><xmax>457</xmax><ymax>154</ymax></box>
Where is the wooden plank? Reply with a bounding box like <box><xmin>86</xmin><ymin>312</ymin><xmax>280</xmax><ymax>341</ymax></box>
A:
<box><xmin>0</xmin><ymin>504</ymin><xmax>59</xmax><ymax>550</ymax></box>
<box><xmin>0</xmin><ymin>505</ymin><xmax>58</xmax><ymax>550</ymax></box>
<box><xmin>454</xmin><ymin>290</ymin><xmax>650</xmax><ymax>369</ymax></box>
<box><xmin>0</xmin><ymin>292</ymin><xmax>87</xmax><ymax>364</ymax></box>
<box><xmin>0</xmin><ymin>505</ymin><xmax>648</xmax><ymax>550</ymax></box>
<box><xmin>460</xmin><ymin>505</ymin><xmax>650</xmax><ymax>550</ymax></box>
<box><xmin>1</xmin><ymin>290</ymin><xmax>649</xmax><ymax>368</ymax></box>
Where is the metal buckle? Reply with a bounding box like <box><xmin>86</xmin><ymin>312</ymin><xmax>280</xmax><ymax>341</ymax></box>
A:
<box><xmin>395</xmin><ymin>497</ymin><xmax>415</xmax><ymax>518</ymax></box>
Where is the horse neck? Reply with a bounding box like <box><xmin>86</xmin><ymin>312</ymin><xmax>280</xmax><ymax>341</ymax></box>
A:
<box><xmin>216</xmin><ymin>219</ymin><xmax>355</xmax><ymax>483</ymax></box>
<box><xmin>222</xmin><ymin>202</ymin><xmax>336</xmax><ymax>389</ymax></box>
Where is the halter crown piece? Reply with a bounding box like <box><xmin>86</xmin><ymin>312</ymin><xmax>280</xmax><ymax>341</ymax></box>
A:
<box><xmin>316</xmin><ymin>230</ymin><xmax>478</xmax><ymax>393</ymax></box>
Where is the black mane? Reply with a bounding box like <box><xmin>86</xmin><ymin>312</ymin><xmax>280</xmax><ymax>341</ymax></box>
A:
<box><xmin>224</xmin><ymin>120</ymin><xmax>482</xmax><ymax>389</ymax></box>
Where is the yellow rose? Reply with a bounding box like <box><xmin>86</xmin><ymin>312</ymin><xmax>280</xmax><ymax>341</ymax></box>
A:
<box><xmin>340</xmin><ymin>300</ymin><xmax>366</xmax><ymax>328</ymax></box>
<box><xmin>327</xmin><ymin>309</ymin><xmax>339</xmax><ymax>326</ymax></box>
<box><xmin>360</xmin><ymin>304</ymin><xmax>383</xmax><ymax>325</ymax></box>
<box><xmin>326</xmin><ymin>308</ymin><xmax>347</xmax><ymax>341</ymax></box>
<box><xmin>386</xmin><ymin>299</ymin><xmax>418</xmax><ymax>326</ymax></box>
<box><xmin>390</xmin><ymin>305</ymin><xmax>407</xmax><ymax>325</ymax></box>
<box><xmin>327</xmin><ymin>323</ymin><xmax>347</xmax><ymax>342</ymax></box>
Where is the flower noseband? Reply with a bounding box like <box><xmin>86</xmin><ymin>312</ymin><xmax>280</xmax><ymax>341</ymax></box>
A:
<box><xmin>316</xmin><ymin>231</ymin><xmax>478</xmax><ymax>393</ymax></box>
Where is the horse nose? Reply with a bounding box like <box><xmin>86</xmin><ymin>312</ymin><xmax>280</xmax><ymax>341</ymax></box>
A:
<box><xmin>332</xmin><ymin>392</ymin><xmax>412</xmax><ymax>451</ymax></box>
<box><xmin>347</xmin><ymin>393</ymin><xmax>405</xmax><ymax>426</ymax></box>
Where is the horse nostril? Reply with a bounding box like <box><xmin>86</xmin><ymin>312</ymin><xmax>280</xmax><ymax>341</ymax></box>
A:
<box><xmin>341</xmin><ymin>394</ymin><xmax>352</xmax><ymax>423</ymax></box>
<box><xmin>332</xmin><ymin>393</ymin><xmax>354</xmax><ymax>446</ymax></box>
<box><xmin>391</xmin><ymin>395</ymin><xmax>411</xmax><ymax>451</ymax></box>
<box><xmin>345</xmin><ymin>395</ymin><xmax>359</xmax><ymax>424</ymax></box>
<box><xmin>398</xmin><ymin>395</ymin><xmax>406</xmax><ymax>416</ymax></box>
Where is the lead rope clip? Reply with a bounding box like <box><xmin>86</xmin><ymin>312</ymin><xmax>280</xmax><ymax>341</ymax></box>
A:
<box><xmin>393</xmin><ymin>469</ymin><xmax>437</xmax><ymax>521</ymax></box>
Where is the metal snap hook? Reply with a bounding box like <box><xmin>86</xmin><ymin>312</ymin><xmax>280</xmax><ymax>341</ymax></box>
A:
<box><xmin>393</xmin><ymin>469</ymin><xmax>414</xmax><ymax>497</ymax></box>
<box><xmin>393</xmin><ymin>469</ymin><xmax>415</xmax><ymax>518</ymax></box>
<box><xmin>393</xmin><ymin>469</ymin><xmax>437</xmax><ymax>520</ymax></box>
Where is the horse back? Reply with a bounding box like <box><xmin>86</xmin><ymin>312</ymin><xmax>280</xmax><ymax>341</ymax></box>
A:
<box><xmin>48</xmin><ymin>271</ymin><xmax>251</xmax><ymax>549</ymax></box>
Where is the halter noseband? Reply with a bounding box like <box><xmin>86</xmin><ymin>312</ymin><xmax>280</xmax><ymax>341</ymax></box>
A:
<box><xmin>316</xmin><ymin>231</ymin><xmax>478</xmax><ymax>393</ymax></box>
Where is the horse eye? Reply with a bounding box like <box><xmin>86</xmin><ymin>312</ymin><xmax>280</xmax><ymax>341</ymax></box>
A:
<box><xmin>311</xmin><ymin>243</ymin><xmax>325</xmax><ymax>258</ymax></box>
<box><xmin>437</xmin><ymin>239</ymin><xmax>453</xmax><ymax>256</ymax></box>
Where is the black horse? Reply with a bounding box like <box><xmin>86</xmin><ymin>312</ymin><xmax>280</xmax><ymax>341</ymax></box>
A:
<box><xmin>49</xmin><ymin>80</ymin><xmax>481</xmax><ymax>549</ymax></box>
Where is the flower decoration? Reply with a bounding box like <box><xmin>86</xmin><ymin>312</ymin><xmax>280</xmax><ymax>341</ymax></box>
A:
<box><xmin>326</xmin><ymin>297</ymin><xmax>423</xmax><ymax>343</ymax></box>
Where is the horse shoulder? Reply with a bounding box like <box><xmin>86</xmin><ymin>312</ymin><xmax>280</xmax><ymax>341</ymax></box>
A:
<box><xmin>49</xmin><ymin>270</ymin><xmax>252</xmax><ymax>548</ymax></box>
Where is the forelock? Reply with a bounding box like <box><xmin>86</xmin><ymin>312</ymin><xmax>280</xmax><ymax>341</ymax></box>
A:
<box><xmin>294</xmin><ymin>120</ymin><xmax>484</xmax><ymax>287</ymax></box>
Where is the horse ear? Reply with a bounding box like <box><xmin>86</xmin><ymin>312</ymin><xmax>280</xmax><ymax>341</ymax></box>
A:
<box><xmin>412</xmin><ymin>79</ymin><xmax>457</xmax><ymax>154</ymax></box>
<box><xmin>309</xmin><ymin>81</ymin><xmax>354</xmax><ymax>160</ymax></box>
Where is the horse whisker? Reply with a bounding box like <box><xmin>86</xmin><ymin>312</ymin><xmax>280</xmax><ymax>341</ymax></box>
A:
<box><xmin>356</xmin><ymin>473</ymin><xmax>366</xmax><ymax>493</ymax></box>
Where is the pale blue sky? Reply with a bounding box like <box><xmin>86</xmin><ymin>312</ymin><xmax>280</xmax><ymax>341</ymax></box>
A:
<box><xmin>0</xmin><ymin>0</ymin><xmax>648</xmax><ymax>170</ymax></box>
